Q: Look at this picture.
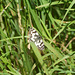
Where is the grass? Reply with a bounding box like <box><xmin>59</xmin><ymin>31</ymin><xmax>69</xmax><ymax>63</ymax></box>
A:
<box><xmin>0</xmin><ymin>0</ymin><xmax>75</xmax><ymax>75</ymax></box>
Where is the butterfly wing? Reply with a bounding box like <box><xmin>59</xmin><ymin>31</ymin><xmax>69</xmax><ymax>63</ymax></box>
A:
<box><xmin>29</xmin><ymin>28</ymin><xmax>44</xmax><ymax>50</ymax></box>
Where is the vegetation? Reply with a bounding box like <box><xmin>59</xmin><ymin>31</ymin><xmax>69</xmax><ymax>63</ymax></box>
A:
<box><xmin>0</xmin><ymin>0</ymin><xmax>75</xmax><ymax>75</ymax></box>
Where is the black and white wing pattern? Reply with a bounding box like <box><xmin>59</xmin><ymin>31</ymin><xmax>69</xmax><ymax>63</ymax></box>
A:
<box><xmin>29</xmin><ymin>28</ymin><xmax>44</xmax><ymax>50</ymax></box>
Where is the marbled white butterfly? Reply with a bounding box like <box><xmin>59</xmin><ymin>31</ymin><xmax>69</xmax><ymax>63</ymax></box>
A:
<box><xmin>29</xmin><ymin>28</ymin><xmax>44</xmax><ymax>50</ymax></box>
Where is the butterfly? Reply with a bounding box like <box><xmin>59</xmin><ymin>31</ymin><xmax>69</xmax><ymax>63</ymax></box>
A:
<box><xmin>29</xmin><ymin>28</ymin><xmax>44</xmax><ymax>50</ymax></box>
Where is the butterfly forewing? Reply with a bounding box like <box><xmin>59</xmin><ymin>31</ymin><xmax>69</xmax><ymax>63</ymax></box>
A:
<box><xmin>29</xmin><ymin>28</ymin><xmax>44</xmax><ymax>50</ymax></box>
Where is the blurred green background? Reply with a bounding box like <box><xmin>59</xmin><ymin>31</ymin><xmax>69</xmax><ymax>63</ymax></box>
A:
<box><xmin>0</xmin><ymin>0</ymin><xmax>75</xmax><ymax>75</ymax></box>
